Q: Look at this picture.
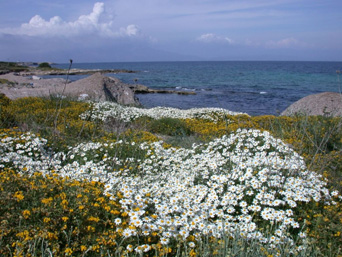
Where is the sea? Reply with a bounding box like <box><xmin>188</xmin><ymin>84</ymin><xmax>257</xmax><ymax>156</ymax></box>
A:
<box><xmin>52</xmin><ymin>61</ymin><xmax>342</xmax><ymax>116</ymax></box>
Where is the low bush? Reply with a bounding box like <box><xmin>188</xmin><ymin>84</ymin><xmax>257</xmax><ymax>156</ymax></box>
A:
<box><xmin>0</xmin><ymin>94</ymin><xmax>16</xmax><ymax>128</ymax></box>
<box><xmin>37</xmin><ymin>62</ymin><xmax>52</xmax><ymax>69</ymax></box>
<box><xmin>149</xmin><ymin>117</ymin><xmax>192</xmax><ymax>136</ymax></box>
<box><xmin>0</xmin><ymin>61</ymin><xmax>29</xmax><ymax>72</ymax></box>
<box><xmin>0</xmin><ymin>168</ymin><xmax>126</xmax><ymax>256</ymax></box>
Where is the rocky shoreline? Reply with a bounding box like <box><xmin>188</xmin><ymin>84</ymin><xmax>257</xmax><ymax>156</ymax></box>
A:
<box><xmin>0</xmin><ymin>69</ymin><xmax>196</xmax><ymax>106</ymax></box>
<box><xmin>20</xmin><ymin>68</ymin><xmax>137</xmax><ymax>76</ymax></box>
<box><xmin>1</xmin><ymin>67</ymin><xmax>341</xmax><ymax>117</ymax></box>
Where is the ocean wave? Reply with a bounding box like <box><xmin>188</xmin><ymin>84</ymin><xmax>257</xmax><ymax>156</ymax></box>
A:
<box><xmin>173</xmin><ymin>86</ymin><xmax>195</xmax><ymax>91</ymax></box>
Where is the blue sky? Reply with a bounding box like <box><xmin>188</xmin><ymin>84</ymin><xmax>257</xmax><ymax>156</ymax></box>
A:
<box><xmin>1</xmin><ymin>0</ymin><xmax>342</xmax><ymax>62</ymax></box>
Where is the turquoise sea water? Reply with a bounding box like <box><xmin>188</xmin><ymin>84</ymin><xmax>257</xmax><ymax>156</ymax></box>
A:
<box><xmin>53</xmin><ymin>61</ymin><xmax>342</xmax><ymax>116</ymax></box>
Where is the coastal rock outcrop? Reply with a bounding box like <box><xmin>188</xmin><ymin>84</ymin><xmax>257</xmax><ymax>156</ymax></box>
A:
<box><xmin>66</xmin><ymin>73</ymin><xmax>140</xmax><ymax>105</ymax></box>
<box><xmin>281</xmin><ymin>92</ymin><xmax>342</xmax><ymax>117</ymax></box>
<box><xmin>0</xmin><ymin>71</ymin><xmax>195</xmax><ymax>104</ymax></box>
<box><xmin>0</xmin><ymin>72</ymin><xmax>140</xmax><ymax>105</ymax></box>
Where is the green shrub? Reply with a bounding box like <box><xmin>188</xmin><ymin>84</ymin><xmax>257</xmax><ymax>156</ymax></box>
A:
<box><xmin>0</xmin><ymin>78</ymin><xmax>16</xmax><ymax>86</ymax></box>
<box><xmin>0</xmin><ymin>61</ymin><xmax>29</xmax><ymax>72</ymax></box>
<box><xmin>0</xmin><ymin>168</ymin><xmax>125</xmax><ymax>256</ymax></box>
<box><xmin>38</xmin><ymin>62</ymin><xmax>52</xmax><ymax>69</ymax></box>
<box><xmin>4</xmin><ymin>97</ymin><xmax>99</xmax><ymax>151</ymax></box>
<box><xmin>149</xmin><ymin>117</ymin><xmax>192</xmax><ymax>136</ymax></box>
<box><xmin>0</xmin><ymin>93</ymin><xmax>11</xmax><ymax>106</ymax></box>
<box><xmin>0</xmin><ymin>93</ymin><xmax>16</xmax><ymax>127</ymax></box>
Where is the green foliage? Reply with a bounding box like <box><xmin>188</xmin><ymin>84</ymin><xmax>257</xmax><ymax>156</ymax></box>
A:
<box><xmin>0</xmin><ymin>168</ymin><xmax>124</xmax><ymax>256</ymax></box>
<box><xmin>0</xmin><ymin>93</ymin><xmax>16</xmax><ymax>128</ymax></box>
<box><xmin>149</xmin><ymin>117</ymin><xmax>192</xmax><ymax>136</ymax></box>
<box><xmin>3</xmin><ymin>97</ymin><xmax>100</xmax><ymax>152</ymax></box>
<box><xmin>0</xmin><ymin>61</ymin><xmax>29</xmax><ymax>72</ymax></box>
<box><xmin>0</xmin><ymin>93</ymin><xmax>11</xmax><ymax>106</ymax></box>
<box><xmin>0</xmin><ymin>78</ymin><xmax>16</xmax><ymax>86</ymax></box>
<box><xmin>38</xmin><ymin>62</ymin><xmax>52</xmax><ymax>69</ymax></box>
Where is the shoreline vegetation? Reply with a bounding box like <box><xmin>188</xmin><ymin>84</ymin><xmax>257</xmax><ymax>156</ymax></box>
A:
<box><xmin>0</xmin><ymin>61</ymin><xmax>341</xmax><ymax>256</ymax></box>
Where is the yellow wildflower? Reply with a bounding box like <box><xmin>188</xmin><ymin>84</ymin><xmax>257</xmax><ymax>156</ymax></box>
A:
<box><xmin>14</xmin><ymin>191</ymin><xmax>24</xmax><ymax>202</ymax></box>
<box><xmin>47</xmin><ymin>232</ymin><xmax>58</xmax><ymax>240</ymax></box>
<box><xmin>22</xmin><ymin>210</ymin><xmax>31</xmax><ymax>219</ymax></box>
<box><xmin>189</xmin><ymin>249</ymin><xmax>197</xmax><ymax>257</ymax></box>
<box><xmin>65</xmin><ymin>248</ymin><xmax>73</xmax><ymax>255</ymax></box>
<box><xmin>62</xmin><ymin>216</ymin><xmax>69</xmax><ymax>222</ymax></box>
<box><xmin>110</xmin><ymin>209</ymin><xmax>120</xmax><ymax>215</ymax></box>
<box><xmin>61</xmin><ymin>199</ymin><xmax>68</xmax><ymax>206</ymax></box>
<box><xmin>88</xmin><ymin>216</ymin><xmax>100</xmax><ymax>222</ymax></box>
<box><xmin>41</xmin><ymin>197</ymin><xmax>53</xmax><ymax>205</ymax></box>
<box><xmin>87</xmin><ymin>226</ymin><xmax>95</xmax><ymax>232</ymax></box>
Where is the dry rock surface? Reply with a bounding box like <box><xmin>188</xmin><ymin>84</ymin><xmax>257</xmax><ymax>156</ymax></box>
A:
<box><xmin>0</xmin><ymin>72</ymin><xmax>140</xmax><ymax>105</ymax></box>
<box><xmin>281</xmin><ymin>92</ymin><xmax>342</xmax><ymax>117</ymax></box>
<box><xmin>0</xmin><ymin>72</ymin><xmax>67</xmax><ymax>99</ymax></box>
<box><xmin>0</xmin><ymin>71</ymin><xmax>195</xmax><ymax>105</ymax></box>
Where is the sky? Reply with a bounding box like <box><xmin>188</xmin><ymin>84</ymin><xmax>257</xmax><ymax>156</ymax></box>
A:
<box><xmin>1</xmin><ymin>0</ymin><xmax>342</xmax><ymax>63</ymax></box>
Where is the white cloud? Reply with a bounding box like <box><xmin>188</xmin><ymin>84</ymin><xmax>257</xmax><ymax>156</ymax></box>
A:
<box><xmin>120</xmin><ymin>24</ymin><xmax>140</xmax><ymax>37</ymax></box>
<box><xmin>196</xmin><ymin>33</ymin><xmax>233</xmax><ymax>44</ymax></box>
<box><xmin>2</xmin><ymin>2</ymin><xmax>140</xmax><ymax>39</ymax></box>
<box><xmin>266</xmin><ymin>38</ymin><xmax>308</xmax><ymax>48</ymax></box>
